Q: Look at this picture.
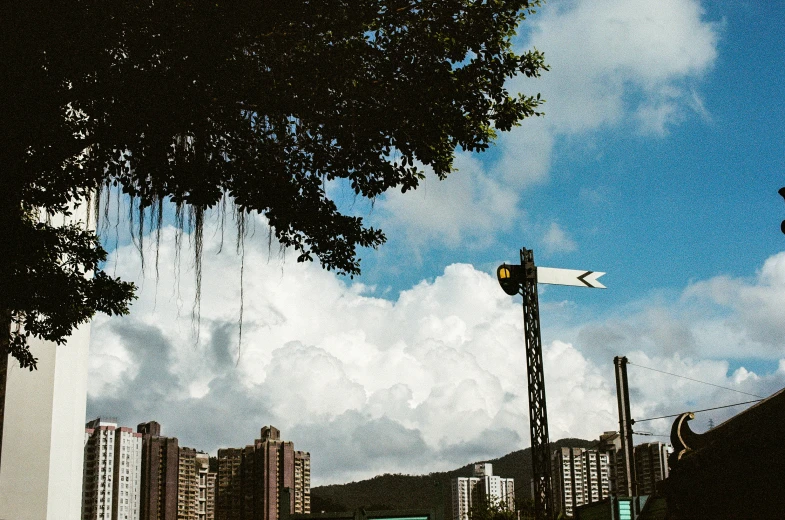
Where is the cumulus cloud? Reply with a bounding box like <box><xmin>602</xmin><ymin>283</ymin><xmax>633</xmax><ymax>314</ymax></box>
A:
<box><xmin>88</xmin><ymin>221</ymin><xmax>785</xmax><ymax>485</ymax></box>
<box><xmin>683</xmin><ymin>251</ymin><xmax>785</xmax><ymax>356</ymax></box>
<box><xmin>89</xmin><ymin>226</ymin><xmax>539</xmax><ymax>484</ymax></box>
<box><xmin>519</xmin><ymin>0</ymin><xmax>719</xmax><ymax>134</ymax></box>
<box><xmin>572</xmin><ymin>252</ymin><xmax>785</xmax><ymax>364</ymax></box>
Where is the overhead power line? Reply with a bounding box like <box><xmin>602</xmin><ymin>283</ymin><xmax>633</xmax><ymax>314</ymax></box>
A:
<box><xmin>633</xmin><ymin>399</ymin><xmax>763</xmax><ymax>424</ymax></box>
<box><xmin>627</xmin><ymin>361</ymin><xmax>765</xmax><ymax>399</ymax></box>
<box><xmin>632</xmin><ymin>432</ymin><xmax>670</xmax><ymax>438</ymax></box>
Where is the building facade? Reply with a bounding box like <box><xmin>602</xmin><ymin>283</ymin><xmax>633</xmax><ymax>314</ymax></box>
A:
<box><xmin>135</xmin><ymin>421</ymin><xmax>216</xmax><ymax>520</ymax></box>
<box><xmin>597</xmin><ymin>432</ymin><xmax>672</xmax><ymax>498</ymax></box>
<box><xmin>195</xmin><ymin>453</ymin><xmax>215</xmax><ymax>520</ymax></box>
<box><xmin>633</xmin><ymin>442</ymin><xmax>670</xmax><ymax>496</ymax></box>
<box><xmin>138</xmin><ymin>421</ymin><xmax>180</xmax><ymax>520</ymax></box>
<box><xmin>292</xmin><ymin>451</ymin><xmax>310</xmax><ymax>516</ymax></box>
<box><xmin>551</xmin><ymin>447</ymin><xmax>610</xmax><ymax>518</ymax></box>
<box><xmin>217</xmin><ymin>448</ymin><xmax>243</xmax><ymax>520</ymax></box>
<box><xmin>178</xmin><ymin>448</ymin><xmax>200</xmax><ymax>520</ymax></box>
<box><xmin>597</xmin><ymin>431</ymin><xmax>626</xmax><ymax>497</ymax></box>
<box><xmin>0</xmin><ymin>205</ymin><xmax>94</xmax><ymax>520</ymax></box>
<box><xmin>82</xmin><ymin>418</ymin><xmax>143</xmax><ymax>520</ymax></box>
<box><xmin>451</xmin><ymin>463</ymin><xmax>515</xmax><ymax>520</ymax></box>
<box><xmin>216</xmin><ymin>426</ymin><xmax>310</xmax><ymax>520</ymax></box>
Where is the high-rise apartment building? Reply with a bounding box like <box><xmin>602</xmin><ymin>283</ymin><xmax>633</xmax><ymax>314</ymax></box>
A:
<box><xmin>206</xmin><ymin>472</ymin><xmax>217</xmax><ymax>520</ymax></box>
<box><xmin>451</xmin><ymin>463</ymin><xmax>515</xmax><ymax>520</ymax></box>
<box><xmin>597</xmin><ymin>432</ymin><xmax>672</xmax><ymax>498</ymax></box>
<box><xmin>551</xmin><ymin>447</ymin><xmax>610</xmax><ymax>518</ymax></box>
<box><xmin>216</xmin><ymin>426</ymin><xmax>310</xmax><ymax>520</ymax></box>
<box><xmin>217</xmin><ymin>448</ymin><xmax>243</xmax><ymax>520</ymax></box>
<box><xmin>292</xmin><ymin>451</ymin><xmax>310</xmax><ymax>516</ymax></box>
<box><xmin>135</xmin><ymin>421</ymin><xmax>216</xmax><ymax>520</ymax></box>
<box><xmin>597</xmin><ymin>431</ymin><xmax>626</xmax><ymax>497</ymax></box>
<box><xmin>138</xmin><ymin>421</ymin><xmax>180</xmax><ymax>520</ymax></box>
<box><xmin>633</xmin><ymin>442</ymin><xmax>670</xmax><ymax>496</ymax></box>
<box><xmin>196</xmin><ymin>453</ymin><xmax>215</xmax><ymax>520</ymax></box>
<box><xmin>175</xmin><ymin>449</ymin><xmax>217</xmax><ymax>520</ymax></box>
<box><xmin>178</xmin><ymin>448</ymin><xmax>200</xmax><ymax>520</ymax></box>
<box><xmin>82</xmin><ymin>418</ymin><xmax>143</xmax><ymax>520</ymax></box>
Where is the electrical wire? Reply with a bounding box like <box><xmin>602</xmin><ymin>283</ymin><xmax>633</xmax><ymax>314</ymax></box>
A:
<box><xmin>632</xmin><ymin>399</ymin><xmax>763</xmax><ymax>423</ymax></box>
<box><xmin>632</xmin><ymin>432</ymin><xmax>670</xmax><ymax>438</ymax></box>
<box><xmin>627</xmin><ymin>361</ymin><xmax>765</xmax><ymax>399</ymax></box>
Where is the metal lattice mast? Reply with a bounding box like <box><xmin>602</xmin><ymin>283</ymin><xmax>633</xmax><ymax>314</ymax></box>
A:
<box><xmin>520</xmin><ymin>248</ymin><xmax>554</xmax><ymax>520</ymax></box>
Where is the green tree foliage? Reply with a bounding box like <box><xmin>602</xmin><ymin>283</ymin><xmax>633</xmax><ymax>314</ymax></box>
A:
<box><xmin>1</xmin><ymin>209</ymin><xmax>136</xmax><ymax>370</ymax></box>
<box><xmin>516</xmin><ymin>498</ymin><xmax>535</xmax><ymax>520</ymax></box>
<box><xmin>469</xmin><ymin>498</ymin><xmax>517</xmax><ymax>520</ymax></box>
<box><xmin>2</xmin><ymin>0</ymin><xmax>547</xmax><ymax>367</ymax></box>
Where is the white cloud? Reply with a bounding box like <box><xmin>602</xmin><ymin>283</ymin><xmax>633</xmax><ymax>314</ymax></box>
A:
<box><xmin>519</xmin><ymin>0</ymin><xmax>719</xmax><ymax>134</ymax></box>
<box><xmin>88</xmin><ymin>223</ymin><xmax>785</xmax><ymax>485</ymax></box>
<box><xmin>86</xmin><ymin>226</ymin><xmax>608</xmax><ymax>483</ymax></box>
<box><xmin>542</xmin><ymin>222</ymin><xmax>578</xmax><ymax>253</ymax></box>
<box><xmin>682</xmin><ymin>251</ymin><xmax>785</xmax><ymax>356</ymax></box>
<box><xmin>374</xmin><ymin>152</ymin><xmax>520</xmax><ymax>251</ymax></box>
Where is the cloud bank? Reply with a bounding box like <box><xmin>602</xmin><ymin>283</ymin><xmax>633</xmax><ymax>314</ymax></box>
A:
<box><xmin>88</xmin><ymin>223</ymin><xmax>785</xmax><ymax>485</ymax></box>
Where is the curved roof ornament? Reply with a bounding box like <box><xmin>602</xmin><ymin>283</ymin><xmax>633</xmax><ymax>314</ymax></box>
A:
<box><xmin>669</xmin><ymin>411</ymin><xmax>710</xmax><ymax>467</ymax></box>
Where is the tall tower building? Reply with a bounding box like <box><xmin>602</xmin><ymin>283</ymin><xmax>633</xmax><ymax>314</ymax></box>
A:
<box><xmin>137</xmin><ymin>421</ymin><xmax>179</xmax><ymax>520</ymax></box>
<box><xmin>178</xmin><ymin>448</ymin><xmax>200</xmax><ymax>520</ymax></box>
<box><xmin>205</xmin><ymin>471</ymin><xmax>217</xmax><ymax>520</ymax></box>
<box><xmin>82</xmin><ymin>418</ymin><xmax>142</xmax><ymax>520</ymax></box>
<box><xmin>292</xmin><ymin>451</ymin><xmax>310</xmax><ymax>515</ymax></box>
<box><xmin>173</xmin><ymin>448</ymin><xmax>217</xmax><ymax>520</ymax></box>
<box><xmin>216</xmin><ymin>448</ymin><xmax>243</xmax><ymax>520</ymax></box>
<box><xmin>597</xmin><ymin>431</ymin><xmax>626</xmax><ymax>497</ymax></box>
<box><xmin>598</xmin><ymin>433</ymin><xmax>672</xmax><ymax>498</ymax></box>
<box><xmin>451</xmin><ymin>463</ymin><xmax>515</xmax><ymax>520</ymax></box>
<box><xmin>551</xmin><ymin>447</ymin><xmax>610</xmax><ymax>518</ymax></box>
<box><xmin>194</xmin><ymin>453</ymin><xmax>215</xmax><ymax>520</ymax></box>
<box><xmin>633</xmin><ymin>442</ymin><xmax>670</xmax><ymax>496</ymax></box>
<box><xmin>216</xmin><ymin>426</ymin><xmax>310</xmax><ymax>520</ymax></box>
<box><xmin>0</xmin><ymin>205</ymin><xmax>94</xmax><ymax>520</ymax></box>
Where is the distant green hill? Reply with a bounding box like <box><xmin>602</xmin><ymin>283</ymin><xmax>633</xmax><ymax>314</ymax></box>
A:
<box><xmin>311</xmin><ymin>438</ymin><xmax>597</xmax><ymax>519</ymax></box>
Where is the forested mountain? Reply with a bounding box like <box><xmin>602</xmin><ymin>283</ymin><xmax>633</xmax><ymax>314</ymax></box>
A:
<box><xmin>311</xmin><ymin>438</ymin><xmax>597</xmax><ymax>518</ymax></box>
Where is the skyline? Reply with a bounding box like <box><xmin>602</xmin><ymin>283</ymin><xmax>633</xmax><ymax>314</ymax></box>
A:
<box><xmin>86</xmin><ymin>0</ymin><xmax>785</xmax><ymax>486</ymax></box>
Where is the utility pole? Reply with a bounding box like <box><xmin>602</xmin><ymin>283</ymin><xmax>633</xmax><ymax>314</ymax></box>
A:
<box><xmin>614</xmin><ymin>356</ymin><xmax>637</xmax><ymax>501</ymax></box>
<box><xmin>497</xmin><ymin>248</ymin><xmax>606</xmax><ymax>520</ymax></box>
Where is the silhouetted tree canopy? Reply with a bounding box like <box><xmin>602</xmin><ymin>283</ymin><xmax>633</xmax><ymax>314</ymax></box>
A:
<box><xmin>1</xmin><ymin>0</ymin><xmax>547</xmax><ymax>367</ymax></box>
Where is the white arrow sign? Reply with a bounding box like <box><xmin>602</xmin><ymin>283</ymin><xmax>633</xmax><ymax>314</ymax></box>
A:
<box><xmin>537</xmin><ymin>267</ymin><xmax>606</xmax><ymax>289</ymax></box>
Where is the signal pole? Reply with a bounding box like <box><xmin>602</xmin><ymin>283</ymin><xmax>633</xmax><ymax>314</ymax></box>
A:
<box><xmin>519</xmin><ymin>248</ymin><xmax>554</xmax><ymax>520</ymax></box>
<box><xmin>497</xmin><ymin>248</ymin><xmax>606</xmax><ymax>520</ymax></box>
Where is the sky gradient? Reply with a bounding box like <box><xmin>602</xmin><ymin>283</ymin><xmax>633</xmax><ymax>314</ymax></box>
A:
<box><xmin>86</xmin><ymin>0</ymin><xmax>785</xmax><ymax>486</ymax></box>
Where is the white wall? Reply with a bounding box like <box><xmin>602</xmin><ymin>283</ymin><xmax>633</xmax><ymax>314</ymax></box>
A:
<box><xmin>0</xmin><ymin>325</ymin><xmax>91</xmax><ymax>520</ymax></box>
<box><xmin>0</xmin><ymin>204</ymin><xmax>93</xmax><ymax>520</ymax></box>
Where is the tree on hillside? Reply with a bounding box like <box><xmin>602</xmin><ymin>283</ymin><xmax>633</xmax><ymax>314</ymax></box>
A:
<box><xmin>1</xmin><ymin>0</ymin><xmax>548</xmax><ymax>368</ymax></box>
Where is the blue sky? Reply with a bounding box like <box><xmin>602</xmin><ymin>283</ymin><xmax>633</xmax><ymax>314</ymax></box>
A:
<box><xmin>86</xmin><ymin>0</ymin><xmax>785</xmax><ymax>485</ymax></box>
<box><xmin>362</xmin><ymin>0</ymin><xmax>784</xmax><ymax>302</ymax></box>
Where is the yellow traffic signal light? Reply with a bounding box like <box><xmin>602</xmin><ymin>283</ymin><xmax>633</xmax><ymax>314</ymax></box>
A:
<box><xmin>497</xmin><ymin>264</ymin><xmax>522</xmax><ymax>295</ymax></box>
